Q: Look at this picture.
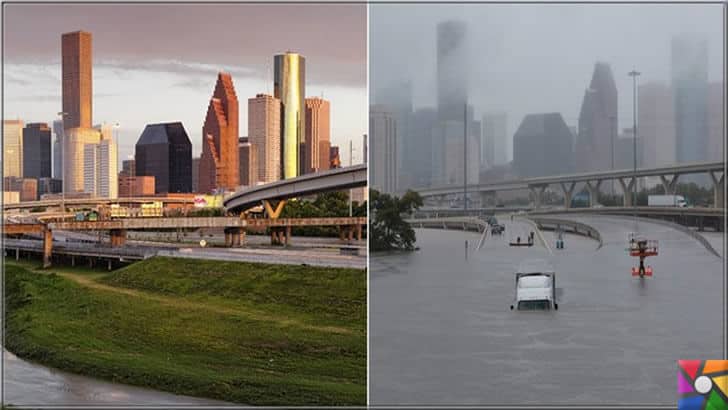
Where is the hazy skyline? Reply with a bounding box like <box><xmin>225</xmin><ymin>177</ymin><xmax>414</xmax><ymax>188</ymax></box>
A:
<box><xmin>3</xmin><ymin>3</ymin><xmax>367</xmax><ymax>165</ymax></box>
<box><xmin>371</xmin><ymin>3</ymin><xmax>724</xmax><ymax>162</ymax></box>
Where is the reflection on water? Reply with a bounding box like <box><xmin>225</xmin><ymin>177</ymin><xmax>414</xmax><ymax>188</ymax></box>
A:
<box><xmin>2</xmin><ymin>348</ymin><xmax>233</xmax><ymax>406</ymax></box>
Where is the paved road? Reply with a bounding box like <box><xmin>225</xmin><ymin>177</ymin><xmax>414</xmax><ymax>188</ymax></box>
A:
<box><xmin>160</xmin><ymin>246</ymin><xmax>366</xmax><ymax>269</ymax></box>
<box><xmin>370</xmin><ymin>215</ymin><xmax>723</xmax><ymax>405</ymax></box>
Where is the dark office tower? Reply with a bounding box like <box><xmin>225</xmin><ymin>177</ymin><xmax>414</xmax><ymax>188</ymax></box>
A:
<box><xmin>672</xmin><ymin>35</ymin><xmax>709</xmax><ymax>166</ymax></box>
<box><xmin>274</xmin><ymin>52</ymin><xmax>306</xmax><ymax>179</ymax></box>
<box><xmin>513</xmin><ymin>113</ymin><xmax>574</xmax><ymax>178</ymax></box>
<box><xmin>22</xmin><ymin>123</ymin><xmax>52</xmax><ymax>179</ymax></box>
<box><xmin>409</xmin><ymin>108</ymin><xmax>437</xmax><ymax>187</ymax></box>
<box><xmin>437</xmin><ymin>20</ymin><xmax>467</xmax><ymax>123</ymax></box>
<box><xmin>61</xmin><ymin>31</ymin><xmax>92</xmax><ymax>130</ymax></box>
<box><xmin>191</xmin><ymin>157</ymin><xmax>200</xmax><ymax>193</ymax></box>
<box><xmin>120</xmin><ymin>159</ymin><xmax>136</xmax><ymax>177</ymax></box>
<box><xmin>575</xmin><ymin>62</ymin><xmax>618</xmax><ymax>172</ymax></box>
<box><xmin>239</xmin><ymin>137</ymin><xmax>252</xmax><ymax>186</ymax></box>
<box><xmin>135</xmin><ymin>122</ymin><xmax>193</xmax><ymax>194</ymax></box>
<box><xmin>199</xmin><ymin>72</ymin><xmax>239</xmax><ymax>193</ymax></box>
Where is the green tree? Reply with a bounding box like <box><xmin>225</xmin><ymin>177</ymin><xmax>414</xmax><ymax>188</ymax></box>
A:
<box><xmin>369</xmin><ymin>189</ymin><xmax>423</xmax><ymax>252</ymax></box>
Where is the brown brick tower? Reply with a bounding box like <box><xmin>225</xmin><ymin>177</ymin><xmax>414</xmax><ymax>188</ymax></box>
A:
<box><xmin>61</xmin><ymin>31</ymin><xmax>92</xmax><ymax>129</ymax></box>
<box><xmin>304</xmin><ymin>97</ymin><xmax>331</xmax><ymax>173</ymax></box>
<box><xmin>199</xmin><ymin>72</ymin><xmax>240</xmax><ymax>193</ymax></box>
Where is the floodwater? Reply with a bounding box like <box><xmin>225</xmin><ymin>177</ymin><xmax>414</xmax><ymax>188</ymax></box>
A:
<box><xmin>370</xmin><ymin>216</ymin><xmax>724</xmax><ymax>405</ymax></box>
<box><xmin>2</xmin><ymin>348</ymin><xmax>234</xmax><ymax>406</ymax></box>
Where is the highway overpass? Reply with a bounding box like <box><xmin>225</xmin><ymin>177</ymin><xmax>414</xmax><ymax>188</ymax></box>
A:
<box><xmin>413</xmin><ymin>160</ymin><xmax>724</xmax><ymax>209</ymax></box>
<box><xmin>224</xmin><ymin>164</ymin><xmax>368</xmax><ymax>214</ymax></box>
<box><xmin>2</xmin><ymin>196</ymin><xmax>196</xmax><ymax>211</ymax></box>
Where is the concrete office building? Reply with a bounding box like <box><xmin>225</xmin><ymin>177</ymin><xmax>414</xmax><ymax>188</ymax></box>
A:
<box><xmin>482</xmin><ymin>112</ymin><xmax>508</xmax><ymax>169</ymax></box>
<box><xmin>304</xmin><ymin>97</ymin><xmax>331</xmax><ymax>173</ymax></box>
<box><xmin>370</xmin><ymin>105</ymin><xmax>398</xmax><ymax>193</ymax></box>
<box><xmin>118</xmin><ymin>175</ymin><xmax>155</xmax><ymax>197</ymax></box>
<box><xmin>638</xmin><ymin>82</ymin><xmax>675</xmax><ymax>169</ymax></box>
<box><xmin>136</xmin><ymin>122</ymin><xmax>193</xmax><ymax>194</ymax></box>
<box><xmin>576</xmin><ymin>62</ymin><xmax>619</xmax><ymax>172</ymax></box>
<box><xmin>3</xmin><ymin>120</ymin><xmax>24</xmax><ymax>178</ymax></box>
<box><xmin>274</xmin><ymin>52</ymin><xmax>306</xmax><ymax>178</ymax></box>
<box><xmin>3</xmin><ymin>177</ymin><xmax>37</xmax><ymax>202</ymax></box>
<box><xmin>22</xmin><ymin>123</ymin><xmax>52</xmax><ymax>179</ymax></box>
<box><xmin>191</xmin><ymin>157</ymin><xmax>200</xmax><ymax>193</ymax></box>
<box><xmin>409</xmin><ymin>108</ymin><xmax>437</xmax><ymax>188</ymax></box>
<box><xmin>248</xmin><ymin>93</ymin><xmax>281</xmax><ymax>184</ymax></box>
<box><xmin>83</xmin><ymin>138</ymin><xmax>117</xmax><ymax>198</ymax></box>
<box><xmin>199</xmin><ymin>72</ymin><xmax>240</xmax><ymax>193</ymax></box>
<box><xmin>707</xmin><ymin>82</ymin><xmax>724</xmax><ymax>162</ymax></box>
<box><xmin>513</xmin><ymin>113</ymin><xmax>574</xmax><ymax>178</ymax></box>
<box><xmin>64</xmin><ymin>127</ymin><xmax>101</xmax><ymax>193</ymax></box>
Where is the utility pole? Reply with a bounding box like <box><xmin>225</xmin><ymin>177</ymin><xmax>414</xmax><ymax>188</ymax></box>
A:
<box><xmin>464</xmin><ymin>103</ymin><xmax>468</xmax><ymax>212</ymax></box>
<box><xmin>628</xmin><ymin>69</ymin><xmax>640</xmax><ymax>211</ymax></box>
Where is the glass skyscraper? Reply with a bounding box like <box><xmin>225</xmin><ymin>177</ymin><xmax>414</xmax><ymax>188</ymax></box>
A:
<box><xmin>274</xmin><ymin>52</ymin><xmax>306</xmax><ymax>179</ymax></box>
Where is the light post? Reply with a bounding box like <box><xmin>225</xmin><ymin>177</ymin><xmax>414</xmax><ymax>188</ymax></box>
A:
<box><xmin>349</xmin><ymin>140</ymin><xmax>357</xmax><ymax>217</ymax></box>
<box><xmin>463</xmin><ymin>102</ymin><xmax>468</xmax><ymax>212</ymax></box>
<box><xmin>609</xmin><ymin>115</ymin><xmax>616</xmax><ymax>196</ymax></box>
<box><xmin>114</xmin><ymin>123</ymin><xmax>120</xmax><ymax>200</ymax></box>
<box><xmin>57</xmin><ymin>111</ymin><xmax>68</xmax><ymax>213</ymax></box>
<box><xmin>628</xmin><ymin>69</ymin><xmax>641</xmax><ymax>209</ymax></box>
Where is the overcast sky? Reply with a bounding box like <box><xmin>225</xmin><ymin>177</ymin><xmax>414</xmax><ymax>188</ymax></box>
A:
<box><xmin>370</xmin><ymin>3</ymin><xmax>724</xmax><ymax>161</ymax></box>
<box><xmin>3</xmin><ymin>3</ymin><xmax>367</xmax><ymax>164</ymax></box>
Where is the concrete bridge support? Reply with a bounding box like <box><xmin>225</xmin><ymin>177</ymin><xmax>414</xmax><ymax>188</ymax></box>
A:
<box><xmin>618</xmin><ymin>177</ymin><xmax>636</xmax><ymax>207</ymax></box>
<box><xmin>529</xmin><ymin>185</ymin><xmax>548</xmax><ymax>209</ymax></box>
<box><xmin>338</xmin><ymin>225</ymin><xmax>362</xmax><ymax>242</ymax></box>
<box><xmin>585</xmin><ymin>180</ymin><xmax>602</xmax><ymax>207</ymax></box>
<box><xmin>224</xmin><ymin>227</ymin><xmax>246</xmax><ymax>247</ymax></box>
<box><xmin>660</xmin><ymin>174</ymin><xmax>680</xmax><ymax>195</ymax></box>
<box><xmin>262</xmin><ymin>199</ymin><xmax>287</xmax><ymax>220</ymax></box>
<box><xmin>270</xmin><ymin>227</ymin><xmax>290</xmax><ymax>246</ymax></box>
<box><xmin>110</xmin><ymin>229</ymin><xmax>127</xmax><ymax>247</ymax></box>
<box><xmin>559</xmin><ymin>182</ymin><xmax>576</xmax><ymax>209</ymax></box>
<box><xmin>709</xmin><ymin>171</ymin><xmax>724</xmax><ymax>209</ymax></box>
<box><xmin>43</xmin><ymin>229</ymin><xmax>53</xmax><ymax>268</ymax></box>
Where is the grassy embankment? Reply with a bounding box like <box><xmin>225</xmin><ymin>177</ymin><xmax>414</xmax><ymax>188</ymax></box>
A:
<box><xmin>4</xmin><ymin>257</ymin><xmax>366</xmax><ymax>405</ymax></box>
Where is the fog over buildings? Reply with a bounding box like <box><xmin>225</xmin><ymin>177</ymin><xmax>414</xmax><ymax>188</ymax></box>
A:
<box><xmin>370</xmin><ymin>3</ymin><xmax>723</xmax><ymax>190</ymax></box>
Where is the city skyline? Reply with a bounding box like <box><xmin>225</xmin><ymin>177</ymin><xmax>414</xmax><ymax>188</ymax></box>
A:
<box><xmin>3</xmin><ymin>3</ymin><xmax>367</xmax><ymax>166</ymax></box>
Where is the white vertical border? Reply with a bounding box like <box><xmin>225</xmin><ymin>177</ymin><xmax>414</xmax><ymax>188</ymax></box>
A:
<box><xmin>366</xmin><ymin>0</ymin><xmax>371</xmax><ymax>406</ymax></box>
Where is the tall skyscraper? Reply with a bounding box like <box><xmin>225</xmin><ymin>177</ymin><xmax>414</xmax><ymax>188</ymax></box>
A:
<box><xmin>638</xmin><ymin>82</ymin><xmax>675</xmax><ymax>169</ymax></box>
<box><xmin>482</xmin><ymin>112</ymin><xmax>508</xmax><ymax>169</ymax></box>
<box><xmin>135</xmin><ymin>122</ymin><xmax>193</xmax><ymax>194</ymax></box>
<box><xmin>61</xmin><ymin>31</ymin><xmax>92</xmax><ymax>130</ymax></box>
<box><xmin>83</xmin><ymin>138</ymin><xmax>117</xmax><ymax>198</ymax></box>
<box><xmin>248</xmin><ymin>93</ymin><xmax>281</xmax><ymax>184</ymax></box>
<box><xmin>199</xmin><ymin>72</ymin><xmax>240</xmax><ymax>193</ymax></box>
<box><xmin>304</xmin><ymin>97</ymin><xmax>330</xmax><ymax>173</ymax></box>
<box><xmin>274</xmin><ymin>52</ymin><xmax>306</xmax><ymax>179</ymax></box>
<box><xmin>576</xmin><ymin>62</ymin><xmax>618</xmax><ymax>172</ymax></box>
<box><xmin>513</xmin><ymin>113</ymin><xmax>574</xmax><ymax>178</ymax></box>
<box><xmin>191</xmin><ymin>157</ymin><xmax>200</xmax><ymax>193</ymax></box>
<box><xmin>64</xmin><ymin>128</ymin><xmax>100</xmax><ymax>193</ymax></box>
<box><xmin>22</xmin><ymin>123</ymin><xmax>52</xmax><ymax>179</ymax></box>
<box><xmin>3</xmin><ymin>120</ymin><xmax>24</xmax><ymax>178</ymax></box>
<box><xmin>375</xmin><ymin>82</ymin><xmax>412</xmax><ymax>187</ymax></box>
<box><xmin>52</xmin><ymin>120</ymin><xmax>64</xmax><ymax>179</ymax></box>
<box><xmin>370</xmin><ymin>105</ymin><xmax>397</xmax><ymax>193</ymax></box>
<box><xmin>437</xmin><ymin>20</ymin><xmax>467</xmax><ymax>123</ymax></box>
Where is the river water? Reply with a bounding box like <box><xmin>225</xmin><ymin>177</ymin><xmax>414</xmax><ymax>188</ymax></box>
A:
<box><xmin>370</xmin><ymin>217</ymin><xmax>724</xmax><ymax>405</ymax></box>
<box><xmin>2</xmin><ymin>348</ymin><xmax>233</xmax><ymax>406</ymax></box>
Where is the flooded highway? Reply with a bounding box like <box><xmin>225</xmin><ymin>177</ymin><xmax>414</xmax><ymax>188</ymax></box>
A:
<box><xmin>370</xmin><ymin>216</ymin><xmax>723</xmax><ymax>405</ymax></box>
<box><xmin>2</xmin><ymin>349</ymin><xmax>233</xmax><ymax>406</ymax></box>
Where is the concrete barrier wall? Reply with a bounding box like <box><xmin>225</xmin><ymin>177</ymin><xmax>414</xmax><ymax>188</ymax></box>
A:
<box><xmin>526</xmin><ymin>217</ymin><xmax>603</xmax><ymax>250</ymax></box>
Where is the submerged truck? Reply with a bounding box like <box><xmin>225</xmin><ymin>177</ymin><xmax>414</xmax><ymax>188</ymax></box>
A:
<box><xmin>648</xmin><ymin>194</ymin><xmax>687</xmax><ymax>207</ymax></box>
<box><xmin>510</xmin><ymin>260</ymin><xmax>558</xmax><ymax>311</ymax></box>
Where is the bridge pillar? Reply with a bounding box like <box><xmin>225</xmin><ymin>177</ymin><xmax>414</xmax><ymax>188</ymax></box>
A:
<box><xmin>559</xmin><ymin>182</ymin><xmax>576</xmax><ymax>209</ymax></box>
<box><xmin>529</xmin><ymin>185</ymin><xmax>547</xmax><ymax>209</ymax></box>
<box><xmin>660</xmin><ymin>174</ymin><xmax>680</xmax><ymax>195</ymax></box>
<box><xmin>356</xmin><ymin>224</ymin><xmax>363</xmax><ymax>241</ymax></box>
<box><xmin>15</xmin><ymin>248</ymin><xmax>19</xmax><ymax>261</ymax></box>
<box><xmin>585</xmin><ymin>180</ymin><xmax>602</xmax><ymax>207</ymax></box>
<box><xmin>43</xmin><ymin>228</ymin><xmax>53</xmax><ymax>268</ymax></box>
<box><xmin>285</xmin><ymin>225</ymin><xmax>292</xmax><ymax>246</ymax></box>
<box><xmin>618</xmin><ymin>177</ymin><xmax>636</xmax><ymax>207</ymax></box>
<box><xmin>262</xmin><ymin>200</ymin><xmax>287</xmax><ymax>220</ymax></box>
<box><xmin>709</xmin><ymin>171</ymin><xmax>724</xmax><ymax>209</ymax></box>
<box><xmin>110</xmin><ymin>229</ymin><xmax>127</xmax><ymax>247</ymax></box>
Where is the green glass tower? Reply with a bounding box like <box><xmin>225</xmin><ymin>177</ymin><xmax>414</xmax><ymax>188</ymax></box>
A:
<box><xmin>274</xmin><ymin>52</ymin><xmax>306</xmax><ymax>179</ymax></box>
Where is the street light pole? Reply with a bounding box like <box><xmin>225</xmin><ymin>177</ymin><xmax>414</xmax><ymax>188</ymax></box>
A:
<box><xmin>349</xmin><ymin>140</ymin><xmax>355</xmax><ymax>217</ymax></box>
<box><xmin>463</xmin><ymin>103</ymin><xmax>468</xmax><ymax>212</ymax></box>
<box><xmin>609</xmin><ymin>115</ymin><xmax>616</xmax><ymax>196</ymax></box>
<box><xmin>57</xmin><ymin>111</ymin><xmax>68</xmax><ymax>213</ymax></box>
<box><xmin>628</xmin><ymin>69</ymin><xmax>640</xmax><ymax>210</ymax></box>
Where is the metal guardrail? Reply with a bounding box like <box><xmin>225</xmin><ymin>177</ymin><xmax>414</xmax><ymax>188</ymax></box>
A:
<box><xmin>405</xmin><ymin>216</ymin><xmax>489</xmax><ymax>250</ymax></box>
<box><xmin>526</xmin><ymin>217</ymin><xmax>603</xmax><ymax>249</ymax></box>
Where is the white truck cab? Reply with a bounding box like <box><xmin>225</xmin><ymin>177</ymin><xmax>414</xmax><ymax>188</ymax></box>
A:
<box><xmin>510</xmin><ymin>260</ymin><xmax>558</xmax><ymax>311</ymax></box>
